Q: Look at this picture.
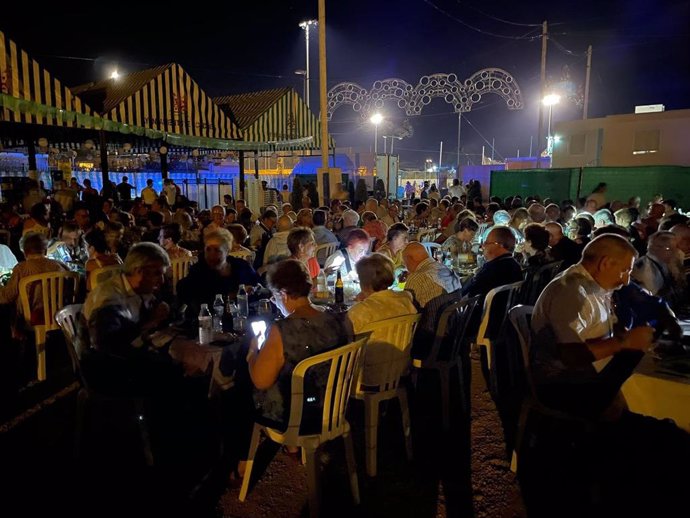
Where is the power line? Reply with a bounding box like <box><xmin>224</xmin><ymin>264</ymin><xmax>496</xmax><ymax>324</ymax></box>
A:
<box><xmin>460</xmin><ymin>114</ymin><xmax>504</xmax><ymax>160</ymax></box>
<box><xmin>548</xmin><ymin>36</ymin><xmax>588</xmax><ymax>58</ymax></box>
<box><xmin>456</xmin><ymin>1</ymin><xmax>545</xmax><ymax>27</ymax></box>
<box><xmin>421</xmin><ymin>0</ymin><xmax>541</xmax><ymax>40</ymax></box>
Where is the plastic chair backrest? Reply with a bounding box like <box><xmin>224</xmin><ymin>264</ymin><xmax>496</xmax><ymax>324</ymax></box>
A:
<box><xmin>170</xmin><ymin>256</ymin><xmax>193</xmax><ymax>294</ymax></box>
<box><xmin>356</xmin><ymin>314</ymin><xmax>421</xmax><ymax>394</ymax></box>
<box><xmin>283</xmin><ymin>337</ymin><xmax>367</xmax><ymax>442</ymax></box>
<box><xmin>55</xmin><ymin>304</ymin><xmax>85</xmax><ymax>382</ymax></box>
<box><xmin>19</xmin><ymin>270</ymin><xmax>80</xmax><ymax>331</ymax></box>
<box><xmin>90</xmin><ymin>264</ymin><xmax>123</xmax><ymax>290</ymax></box>
<box><xmin>476</xmin><ymin>281</ymin><xmax>523</xmax><ymax>347</ymax></box>
<box><xmin>427</xmin><ymin>295</ymin><xmax>481</xmax><ymax>365</ymax></box>
<box><xmin>508</xmin><ymin>305</ymin><xmax>535</xmax><ymax>396</ymax></box>
<box><xmin>521</xmin><ymin>261</ymin><xmax>563</xmax><ymax>305</ymax></box>
<box><xmin>315</xmin><ymin>242</ymin><xmax>338</xmax><ymax>267</ymax></box>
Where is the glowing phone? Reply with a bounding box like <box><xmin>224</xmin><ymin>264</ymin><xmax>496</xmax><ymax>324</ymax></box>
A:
<box><xmin>251</xmin><ymin>320</ymin><xmax>267</xmax><ymax>349</ymax></box>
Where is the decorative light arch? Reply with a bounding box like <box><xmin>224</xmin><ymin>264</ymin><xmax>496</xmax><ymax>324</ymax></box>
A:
<box><xmin>326</xmin><ymin>68</ymin><xmax>523</xmax><ymax>120</ymax></box>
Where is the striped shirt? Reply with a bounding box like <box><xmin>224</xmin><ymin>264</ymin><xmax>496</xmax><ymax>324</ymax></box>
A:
<box><xmin>405</xmin><ymin>257</ymin><xmax>462</xmax><ymax>308</ymax></box>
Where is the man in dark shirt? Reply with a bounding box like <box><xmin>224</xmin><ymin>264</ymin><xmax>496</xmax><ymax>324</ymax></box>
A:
<box><xmin>546</xmin><ymin>222</ymin><xmax>581</xmax><ymax>268</ymax></box>
<box><xmin>461</xmin><ymin>226</ymin><xmax>522</xmax><ymax>300</ymax></box>
<box><xmin>116</xmin><ymin>176</ymin><xmax>136</xmax><ymax>202</ymax></box>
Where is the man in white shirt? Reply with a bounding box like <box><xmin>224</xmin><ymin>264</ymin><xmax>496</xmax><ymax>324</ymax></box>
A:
<box><xmin>448</xmin><ymin>178</ymin><xmax>465</xmax><ymax>199</ymax></box>
<box><xmin>403</xmin><ymin>242</ymin><xmax>461</xmax><ymax>308</ymax></box>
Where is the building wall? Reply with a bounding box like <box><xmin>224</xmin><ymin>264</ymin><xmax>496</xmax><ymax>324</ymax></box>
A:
<box><xmin>552</xmin><ymin>108</ymin><xmax>690</xmax><ymax>168</ymax></box>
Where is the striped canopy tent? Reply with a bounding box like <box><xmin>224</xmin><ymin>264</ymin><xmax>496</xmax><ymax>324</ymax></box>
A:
<box><xmin>72</xmin><ymin>63</ymin><xmax>243</xmax><ymax>143</ymax></box>
<box><xmin>214</xmin><ymin>87</ymin><xmax>335</xmax><ymax>151</ymax></box>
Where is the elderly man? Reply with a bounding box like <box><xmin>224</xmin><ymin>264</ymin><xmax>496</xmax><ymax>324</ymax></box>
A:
<box><xmin>261</xmin><ymin>215</ymin><xmax>292</xmax><ymax>268</ymax></box>
<box><xmin>337</xmin><ymin>209</ymin><xmax>361</xmax><ymax>243</ymax></box>
<box><xmin>546</xmin><ymin>222</ymin><xmax>581</xmax><ymax>268</ymax></box>
<box><xmin>461</xmin><ymin>226</ymin><xmax>522</xmax><ymax>299</ymax></box>
<box><xmin>249</xmin><ymin>209</ymin><xmax>277</xmax><ymax>249</ymax></box>
<box><xmin>403</xmin><ymin>242</ymin><xmax>461</xmax><ymax>308</ymax></box>
<box><xmin>0</xmin><ymin>232</ymin><xmax>68</xmax><ymax>331</ymax></box>
<box><xmin>632</xmin><ymin>231</ymin><xmax>686</xmax><ymax>307</ymax></box>
<box><xmin>531</xmin><ymin>234</ymin><xmax>690</xmax><ymax>514</ymax></box>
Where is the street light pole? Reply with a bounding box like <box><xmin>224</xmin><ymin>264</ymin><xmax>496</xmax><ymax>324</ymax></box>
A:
<box><xmin>542</xmin><ymin>93</ymin><xmax>560</xmax><ymax>156</ymax></box>
<box><xmin>299</xmin><ymin>19</ymin><xmax>317</xmax><ymax>109</ymax></box>
<box><xmin>370</xmin><ymin>113</ymin><xmax>383</xmax><ymax>154</ymax></box>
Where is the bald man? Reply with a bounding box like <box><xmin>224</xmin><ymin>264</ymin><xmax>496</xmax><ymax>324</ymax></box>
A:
<box><xmin>546</xmin><ymin>222</ymin><xmax>581</xmax><ymax>268</ymax></box>
<box><xmin>532</xmin><ymin>234</ymin><xmax>653</xmax><ymax>418</ymax></box>
<box><xmin>403</xmin><ymin>242</ymin><xmax>461</xmax><ymax>307</ymax></box>
<box><xmin>632</xmin><ymin>231</ymin><xmax>685</xmax><ymax>305</ymax></box>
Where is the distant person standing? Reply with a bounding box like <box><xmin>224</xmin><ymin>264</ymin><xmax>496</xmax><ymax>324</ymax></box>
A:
<box><xmin>116</xmin><ymin>176</ymin><xmax>136</xmax><ymax>203</ymax></box>
<box><xmin>141</xmin><ymin>179</ymin><xmax>158</xmax><ymax>206</ymax></box>
<box><xmin>162</xmin><ymin>179</ymin><xmax>178</xmax><ymax>207</ymax></box>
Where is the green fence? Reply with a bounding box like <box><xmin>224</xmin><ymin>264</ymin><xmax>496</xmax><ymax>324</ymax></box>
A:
<box><xmin>489</xmin><ymin>168</ymin><xmax>580</xmax><ymax>203</ymax></box>
<box><xmin>490</xmin><ymin>165</ymin><xmax>690</xmax><ymax>207</ymax></box>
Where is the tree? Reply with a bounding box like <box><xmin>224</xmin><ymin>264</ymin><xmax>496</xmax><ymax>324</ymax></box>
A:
<box><xmin>374</xmin><ymin>178</ymin><xmax>386</xmax><ymax>200</ymax></box>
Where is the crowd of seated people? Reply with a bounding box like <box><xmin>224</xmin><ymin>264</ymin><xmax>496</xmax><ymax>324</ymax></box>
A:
<box><xmin>2</xmin><ymin>175</ymin><xmax>690</xmax><ymax>514</ymax></box>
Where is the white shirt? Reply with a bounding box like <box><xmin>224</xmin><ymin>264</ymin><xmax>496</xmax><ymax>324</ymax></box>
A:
<box><xmin>263</xmin><ymin>231</ymin><xmax>290</xmax><ymax>266</ymax></box>
<box><xmin>348</xmin><ymin>289</ymin><xmax>417</xmax><ymax>334</ymax></box>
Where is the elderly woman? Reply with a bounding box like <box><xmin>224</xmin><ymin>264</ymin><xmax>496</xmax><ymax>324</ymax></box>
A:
<box><xmin>177</xmin><ymin>228</ymin><xmax>259</xmax><ymax>317</ymax></box>
<box><xmin>361</xmin><ymin>211</ymin><xmax>388</xmax><ymax>249</ymax></box>
<box><xmin>347</xmin><ymin>253</ymin><xmax>417</xmax><ymax>333</ymax></box>
<box><xmin>203</xmin><ymin>205</ymin><xmax>227</xmax><ymax>236</ymax></box>
<box><xmin>227</xmin><ymin>223</ymin><xmax>254</xmax><ymax>263</ymax></box>
<box><xmin>287</xmin><ymin>227</ymin><xmax>320</xmax><ymax>282</ymax></box>
<box><xmin>521</xmin><ymin>223</ymin><xmax>553</xmax><ymax>269</ymax></box>
<box><xmin>376</xmin><ymin>223</ymin><xmax>409</xmax><ymax>270</ymax></box>
<box><xmin>441</xmin><ymin>217</ymin><xmax>479</xmax><ymax>258</ymax></box>
<box><xmin>85</xmin><ymin>230</ymin><xmax>123</xmax><ymax>290</ymax></box>
<box><xmin>295</xmin><ymin>208</ymin><xmax>313</xmax><ymax>228</ymax></box>
<box><xmin>248</xmin><ymin>259</ymin><xmax>353</xmax><ymax>433</ymax></box>
<box><xmin>324</xmin><ymin>228</ymin><xmax>370</xmax><ymax>281</ymax></box>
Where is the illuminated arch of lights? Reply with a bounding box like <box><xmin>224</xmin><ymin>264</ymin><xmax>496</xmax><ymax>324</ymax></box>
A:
<box><xmin>326</xmin><ymin>68</ymin><xmax>523</xmax><ymax>120</ymax></box>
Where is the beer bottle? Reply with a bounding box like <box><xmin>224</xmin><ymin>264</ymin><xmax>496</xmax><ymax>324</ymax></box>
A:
<box><xmin>335</xmin><ymin>270</ymin><xmax>344</xmax><ymax>304</ymax></box>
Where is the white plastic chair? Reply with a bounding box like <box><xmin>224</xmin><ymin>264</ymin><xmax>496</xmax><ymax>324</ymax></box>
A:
<box><xmin>412</xmin><ymin>296</ymin><xmax>481</xmax><ymax>431</ymax></box>
<box><xmin>475</xmin><ymin>281</ymin><xmax>523</xmax><ymax>373</ymax></box>
<box><xmin>89</xmin><ymin>264</ymin><xmax>123</xmax><ymax>291</ymax></box>
<box><xmin>239</xmin><ymin>337</ymin><xmax>367</xmax><ymax>517</ymax></box>
<box><xmin>315</xmin><ymin>242</ymin><xmax>338</xmax><ymax>268</ymax></box>
<box><xmin>170</xmin><ymin>256</ymin><xmax>193</xmax><ymax>295</ymax></box>
<box><xmin>55</xmin><ymin>304</ymin><xmax>154</xmax><ymax>465</ymax></box>
<box><xmin>19</xmin><ymin>270</ymin><xmax>80</xmax><ymax>381</ymax></box>
<box><xmin>421</xmin><ymin>242</ymin><xmax>441</xmax><ymax>257</ymax></box>
<box><xmin>354</xmin><ymin>314</ymin><xmax>421</xmax><ymax>477</ymax></box>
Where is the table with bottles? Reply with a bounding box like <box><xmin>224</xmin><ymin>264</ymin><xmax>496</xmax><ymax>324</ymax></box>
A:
<box><xmin>168</xmin><ymin>285</ymin><xmax>274</xmax><ymax>396</ymax></box>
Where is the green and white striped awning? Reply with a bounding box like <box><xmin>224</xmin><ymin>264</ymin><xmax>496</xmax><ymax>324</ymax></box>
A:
<box><xmin>214</xmin><ymin>87</ymin><xmax>334</xmax><ymax>150</ymax></box>
<box><xmin>72</xmin><ymin>63</ymin><xmax>242</xmax><ymax>141</ymax></box>
<box><xmin>0</xmin><ymin>30</ymin><xmax>94</xmax><ymax>126</ymax></box>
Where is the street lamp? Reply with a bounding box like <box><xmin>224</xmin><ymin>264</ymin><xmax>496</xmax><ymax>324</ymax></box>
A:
<box><xmin>298</xmin><ymin>19</ymin><xmax>317</xmax><ymax>108</ymax></box>
<box><xmin>294</xmin><ymin>70</ymin><xmax>307</xmax><ymax>102</ymax></box>
<box><xmin>383</xmin><ymin>135</ymin><xmax>402</xmax><ymax>154</ymax></box>
<box><xmin>109</xmin><ymin>69</ymin><xmax>120</xmax><ymax>80</ymax></box>
<box><xmin>370</xmin><ymin>113</ymin><xmax>383</xmax><ymax>154</ymax></box>
<box><xmin>542</xmin><ymin>93</ymin><xmax>561</xmax><ymax>156</ymax></box>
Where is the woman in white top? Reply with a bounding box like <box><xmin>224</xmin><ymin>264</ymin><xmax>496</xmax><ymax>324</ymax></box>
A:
<box><xmin>347</xmin><ymin>253</ymin><xmax>417</xmax><ymax>333</ymax></box>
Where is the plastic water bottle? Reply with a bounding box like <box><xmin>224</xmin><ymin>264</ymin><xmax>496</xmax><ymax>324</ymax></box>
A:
<box><xmin>212</xmin><ymin>294</ymin><xmax>224</xmax><ymax>332</ymax></box>
<box><xmin>224</xmin><ymin>299</ymin><xmax>237</xmax><ymax>332</ymax></box>
<box><xmin>237</xmin><ymin>284</ymin><xmax>249</xmax><ymax>318</ymax></box>
<box><xmin>198</xmin><ymin>303</ymin><xmax>213</xmax><ymax>345</ymax></box>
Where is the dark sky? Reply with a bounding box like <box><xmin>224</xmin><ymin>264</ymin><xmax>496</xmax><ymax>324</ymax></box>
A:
<box><xmin>3</xmin><ymin>0</ymin><xmax>689</xmax><ymax>168</ymax></box>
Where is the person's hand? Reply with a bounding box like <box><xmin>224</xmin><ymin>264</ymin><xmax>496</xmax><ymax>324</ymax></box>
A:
<box><xmin>622</xmin><ymin>326</ymin><xmax>654</xmax><ymax>351</ymax></box>
<box><xmin>246</xmin><ymin>336</ymin><xmax>260</xmax><ymax>362</ymax></box>
<box><xmin>150</xmin><ymin>301</ymin><xmax>170</xmax><ymax>325</ymax></box>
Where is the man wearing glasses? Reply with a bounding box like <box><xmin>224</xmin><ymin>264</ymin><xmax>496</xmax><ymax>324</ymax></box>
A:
<box><xmin>461</xmin><ymin>226</ymin><xmax>522</xmax><ymax>300</ymax></box>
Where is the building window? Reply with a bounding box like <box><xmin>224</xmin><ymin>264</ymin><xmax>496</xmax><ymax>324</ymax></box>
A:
<box><xmin>633</xmin><ymin>129</ymin><xmax>660</xmax><ymax>155</ymax></box>
<box><xmin>569</xmin><ymin>134</ymin><xmax>586</xmax><ymax>155</ymax></box>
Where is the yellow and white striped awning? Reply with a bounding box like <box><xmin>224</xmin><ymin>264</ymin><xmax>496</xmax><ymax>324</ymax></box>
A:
<box><xmin>72</xmin><ymin>63</ymin><xmax>242</xmax><ymax>141</ymax></box>
<box><xmin>214</xmin><ymin>87</ymin><xmax>334</xmax><ymax>150</ymax></box>
<box><xmin>0</xmin><ymin>30</ymin><xmax>93</xmax><ymax>126</ymax></box>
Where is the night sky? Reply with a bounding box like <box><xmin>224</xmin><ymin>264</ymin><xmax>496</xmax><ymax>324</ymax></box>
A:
<box><xmin>3</xmin><ymin>0</ymin><xmax>689</xmax><ymax>168</ymax></box>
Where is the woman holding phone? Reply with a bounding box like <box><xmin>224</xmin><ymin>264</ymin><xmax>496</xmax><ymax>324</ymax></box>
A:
<box><xmin>246</xmin><ymin>259</ymin><xmax>352</xmax><ymax>430</ymax></box>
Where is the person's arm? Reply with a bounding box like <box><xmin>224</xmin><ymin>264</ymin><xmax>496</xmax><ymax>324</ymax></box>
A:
<box><xmin>247</xmin><ymin>325</ymin><xmax>285</xmax><ymax>389</ymax></box>
<box><xmin>584</xmin><ymin>326</ymin><xmax>654</xmax><ymax>360</ymax></box>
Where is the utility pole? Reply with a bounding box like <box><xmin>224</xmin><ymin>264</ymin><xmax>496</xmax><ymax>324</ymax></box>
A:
<box><xmin>317</xmin><ymin>0</ymin><xmax>329</xmax><ymax>202</ymax></box>
<box><xmin>456</xmin><ymin>112</ymin><xmax>462</xmax><ymax>170</ymax></box>
<box><xmin>536</xmin><ymin>20</ymin><xmax>548</xmax><ymax>167</ymax></box>
<box><xmin>583</xmin><ymin>44</ymin><xmax>593</xmax><ymax>120</ymax></box>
